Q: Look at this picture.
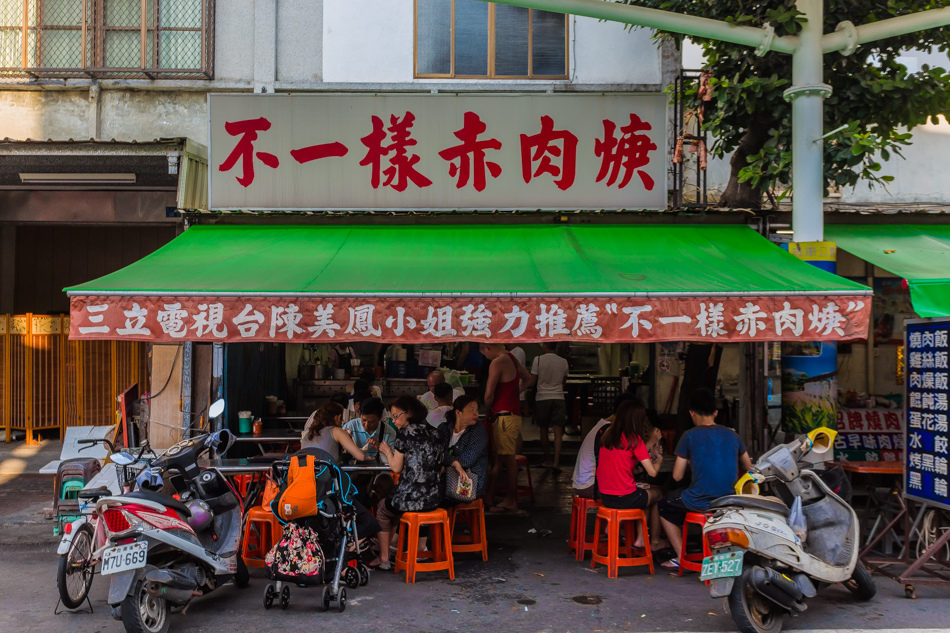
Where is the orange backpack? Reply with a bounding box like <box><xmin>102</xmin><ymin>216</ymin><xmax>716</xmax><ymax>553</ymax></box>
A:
<box><xmin>270</xmin><ymin>454</ymin><xmax>330</xmax><ymax>522</ymax></box>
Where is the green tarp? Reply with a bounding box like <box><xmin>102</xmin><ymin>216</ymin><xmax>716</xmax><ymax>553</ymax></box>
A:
<box><xmin>827</xmin><ymin>225</ymin><xmax>950</xmax><ymax>317</ymax></box>
<box><xmin>66</xmin><ymin>224</ymin><xmax>868</xmax><ymax>298</ymax></box>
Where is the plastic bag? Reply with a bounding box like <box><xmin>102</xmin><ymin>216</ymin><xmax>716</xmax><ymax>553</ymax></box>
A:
<box><xmin>789</xmin><ymin>496</ymin><xmax>807</xmax><ymax>543</ymax></box>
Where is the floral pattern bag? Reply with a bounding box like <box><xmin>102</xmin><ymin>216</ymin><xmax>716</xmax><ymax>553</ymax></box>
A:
<box><xmin>265</xmin><ymin>522</ymin><xmax>324</xmax><ymax>584</ymax></box>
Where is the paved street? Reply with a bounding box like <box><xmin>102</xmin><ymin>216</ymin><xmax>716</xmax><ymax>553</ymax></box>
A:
<box><xmin>2</xmin><ymin>445</ymin><xmax>950</xmax><ymax>633</ymax></box>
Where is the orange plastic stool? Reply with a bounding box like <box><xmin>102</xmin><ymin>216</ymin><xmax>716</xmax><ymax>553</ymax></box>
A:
<box><xmin>590</xmin><ymin>507</ymin><xmax>654</xmax><ymax>578</ymax></box>
<box><xmin>394</xmin><ymin>509</ymin><xmax>455</xmax><ymax>583</ymax></box>
<box><xmin>495</xmin><ymin>455</ymin><xmax>535</xmax><ymax>505</ymax></box>
<box><xmin>568</xmin><ymin>496</ymin><xmax>602</xmax><ymax>561</ymax></box>
<box><xmin>448</xmin><ymin>499</ymin><xmax>488</xmax><ymax>561</ymax></box>
<box><xmin>679</xmin><ymin>512</ymin><xmax>711</xmax><ymax>576</ymax></box>
<box><xmin>241</xmin><ymin>505</ymin><xmax>282</xmax><ymax>568</ymax></box>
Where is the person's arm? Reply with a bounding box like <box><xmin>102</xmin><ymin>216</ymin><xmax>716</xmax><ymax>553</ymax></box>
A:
<box><xmin>449</xmin><ymin>459</ymin><xmax>471</xmax><ymax>483</ymax></box>
<box><xmin>671</xmin><ymin>455</ymin><xmax>688</xmax><ymax>482</ymax></box>
<box><xmin>333</xmin><ymin>427</ymin><xmax>366</xmax><ymax>461</ymax></box>
<box><xmin>380</xmin><ymin>441</ymin><xmax>405</xmax><ymax>473</ymax></box>
<box><xmin>739</xmin><ymin>451</ymin><xmax>753</xmax><ymax>472</ymax></box>
<box><xmin>517</xmin><ymin>357</ymin><xmax>536</xmax><ymax>392</ymax></box>
<box><xmin>484</xmin><ymin>357</ymin><xmax>501</xmax><ymax>410</ymax></box>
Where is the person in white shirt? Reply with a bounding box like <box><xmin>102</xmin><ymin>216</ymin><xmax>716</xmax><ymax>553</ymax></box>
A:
<box><xmin>572</xmin><ymin>393</ymin><xmax>637</xmax><ymax>497</ymax></box>
<box><xmin>425</xmin><ymin>383</ymin><xmax>455</xmax><ymax>428</ymax></box>
<box><xmin>531</xmin><ymin>342</ymin><xmax>570</xmax><ymax>470</ymax></box>
<box><xmin>418</xmin><ymin>370</ymin><xmax>464</xmax><ymax>411</ymax></box>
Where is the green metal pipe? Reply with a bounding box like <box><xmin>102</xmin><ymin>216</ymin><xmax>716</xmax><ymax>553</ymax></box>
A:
<box><xmin>823</xmin><ymin>6</ymin><xmax>950</xmax><ymax>54</ymax></box>
<box><xmin>483</xmin><ymin>0</ymin><xmax>799</xmax><ymax>54</ymax></box>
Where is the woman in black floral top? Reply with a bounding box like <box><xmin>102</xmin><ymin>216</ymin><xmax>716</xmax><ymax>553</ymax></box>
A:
<box><xmin>371</xmin><ymin>395</ymin><xmax>444</xmax><ymax>570</ymax></box>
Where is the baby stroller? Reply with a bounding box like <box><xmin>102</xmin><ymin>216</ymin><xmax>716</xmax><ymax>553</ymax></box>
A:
<box><xmin>262</xmin><ymin>448</ymin><xmax>371</xmax><ymax>612</ymax></box>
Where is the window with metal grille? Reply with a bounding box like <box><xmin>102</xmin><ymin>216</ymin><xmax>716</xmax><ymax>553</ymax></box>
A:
<box><xmin>415</xmin><ymin>0</ymin><xmax>568</xmax><ymax>79</ymax></box>
<box><xmin>0</xmin><ymin>0</ymin><xmax>214</xmax><ymax>79</ymax></box>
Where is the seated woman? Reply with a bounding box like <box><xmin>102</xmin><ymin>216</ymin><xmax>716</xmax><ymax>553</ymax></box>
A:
<box><xmin>438</xmin><ymin>395</ymin><xmax>489</xmax><ymax>503</ymax></box>
<box><xmin>371</xmin><ymin>395</ymin><xmax>445</xmax><ymax>570</ymax></box>
<box><xmin>300</xmin><ymin>401</ymin><xmax>366</xmax><ymax>462</ymax></box>
<box><xmin>595</xmin><ymin>398</ymin><xmax>665</xmax><ymax>550</ymax></box>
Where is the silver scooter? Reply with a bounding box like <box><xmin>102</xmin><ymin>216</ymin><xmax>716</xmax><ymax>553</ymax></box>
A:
<box><xmin>700</xmin><ymin>428</ymin><xmax>876</xmax><ymax>633</ymax></box>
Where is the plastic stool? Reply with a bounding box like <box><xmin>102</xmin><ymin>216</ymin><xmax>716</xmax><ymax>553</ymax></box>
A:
<box><xmin>679</xmin><ymin>512</ymin><xmax>711</xmax><ymax>576</ymax></box>
<box><xmin>568</xmin><ymin>496</ymin><xmax>602</xmax><ymax>561</ymax></box>
<box><xmin>241</xmin><ymin>505</ymin><xmax>281</xmax><ymax>568</ymax></box>
<box><xmin>495</xmin><ymin>455</ymin><xmax>534</xmax><ymax>505</ymax></box>
<box><xmin>590</xmin><ymin>507</ymin><xmax>654</xmax><ymax>578</ymax></box>
<box><xmin>395</xmin><ymin>509</ymin><xmax>455</xmax><ymax>583</ymax></box>
<box><xmin>448</xmin><ymin>499</ymin><xmax>488</xmax><ymax>561</ymax></box>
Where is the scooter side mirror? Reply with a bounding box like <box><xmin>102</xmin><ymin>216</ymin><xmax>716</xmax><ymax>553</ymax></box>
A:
<box><xmin>807</xmin><ymin>427</ymin><xmax>836</xmax><ymax>455</ymax></box>
<box><xmin>110</xmin><ymin>452</ymin><xmax>136</xmax><ymax>466</ymax></box>
<box><xmin>208</xmin><ymin>399</ymin><xmax>225</xmax><ymax>418</ymax></box>
<box><xmin>735</xmin><ymin>472</ymin><xmax>761</xmax><ymax>496</ymax></box>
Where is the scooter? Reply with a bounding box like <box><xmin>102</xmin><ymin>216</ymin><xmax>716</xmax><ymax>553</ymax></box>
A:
<box><xmin>700</xmin><ymin>428</ymin><xmax>876</xmax><ymax>633</ymax></box>
<box><xmin>95</xmin><ymin>405</ymin><xmax>248</xmax><ymax>633</ymax></box>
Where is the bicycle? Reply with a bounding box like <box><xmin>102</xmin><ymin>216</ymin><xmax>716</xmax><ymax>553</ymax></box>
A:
<box><xmin>56</xmin><ymin>439</ymin><xmax>153</xmax><ymax>611</ymax></box>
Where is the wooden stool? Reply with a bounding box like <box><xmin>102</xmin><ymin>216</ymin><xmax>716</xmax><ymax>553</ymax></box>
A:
<box><xmin>568</xmin><ymin>496</ymin><xmax>602</xmax><ymax>561</ymax></box>
<box><xmin>495</xmin><ymin>455</ymin><xmax>535</xmax><ymax>505</ymax></box>
<box><xmin>448</xmin><ymin>499</ymin><xmax>488</xmax><ymax>562</ymax></box>
<box><xmin>395</xmin><ymin>509</ymin><xmax>455</xmax><ymax>583</ymax></box>
<box><xmin>241</xmin><ymin>505</ymin><xmax>281</xmax><ymax>568</ymax></box>
<box><xmin>679</xmin><ymin>512</ymin><xmax>711</xmax><ymax>576</ymax></box>
<box><xmin>590</xmin><ymin>507</ymin><xmax>654</xmax><ymax>578</ymax></box>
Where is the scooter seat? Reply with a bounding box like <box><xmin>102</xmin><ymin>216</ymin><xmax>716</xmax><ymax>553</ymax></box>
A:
<box><xmin>708</xmin><ymin>495</ymin><xmax>790</xmax><ymax>517</ymax></box>
<box><xmin>78</xmin><ymin>487</ymin><xmax>113</xmax><ymax>500</ymax></box>
<box><xmin>120</xmin><ymin>490</ymin><xmax>192</xmax><ymax>518</ymax></box>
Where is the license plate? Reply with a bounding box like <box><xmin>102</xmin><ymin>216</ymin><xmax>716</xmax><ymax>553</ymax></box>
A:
<box><xmin>700</xmin><ymin>551</ymin><xmax>743</xmax><ymax>581</ymax></box>
<box><xmin>100</xmin><ymin>542</ymin><xmax>148</xmax><ymax>576</ymax></box>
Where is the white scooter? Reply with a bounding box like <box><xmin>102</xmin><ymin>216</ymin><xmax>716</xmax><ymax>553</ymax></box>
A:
<box><xmin>700</xmin><ymin>428</ymin><xmax>876</xmax><ymax>633</ymax></box>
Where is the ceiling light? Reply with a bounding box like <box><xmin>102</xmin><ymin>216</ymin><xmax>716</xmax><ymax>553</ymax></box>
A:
<box><xmin>19</xmin><ymin>172</ymin><xmax>136</xmax><ymax>185</ymax></box>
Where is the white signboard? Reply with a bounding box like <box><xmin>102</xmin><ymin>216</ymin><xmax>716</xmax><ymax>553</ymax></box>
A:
<box><xmin>208</xmin><ymin>93</ymin><xmax>667</xmax><ymax>211</ymax></box>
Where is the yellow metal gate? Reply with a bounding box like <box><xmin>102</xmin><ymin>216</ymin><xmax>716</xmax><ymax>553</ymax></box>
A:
<box><xmin>1</xmin><ymin>315</ymin><xmax>149</xmax><ymax>444</ymax></box>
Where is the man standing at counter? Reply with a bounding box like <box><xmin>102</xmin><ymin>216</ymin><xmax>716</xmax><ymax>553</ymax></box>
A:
<box><xmin>419</xmin><ymin>370</ymin><xmax>464</xmax><ymax>411</ymax></box>
<box><xmin>482</xmin><ymin>343</ymin><xmax>535</xmax><ymax>513</ymax></box>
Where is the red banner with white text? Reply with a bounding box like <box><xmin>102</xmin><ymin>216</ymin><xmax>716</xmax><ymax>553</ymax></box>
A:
<box><xmin>69</xmin><ymin>295</ymin><xmax>871</xmax><ymax>344</ymax></box>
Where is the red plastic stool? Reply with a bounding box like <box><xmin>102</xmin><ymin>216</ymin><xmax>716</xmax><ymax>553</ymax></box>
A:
<box><xmin>590</xmin><ymin>507</ymin><xmax>654</xmax><ymax>578</ymax></box>
<box><xmin>495</xmin><ymin>455</ymin><xmax>534</xmax><ymax>505</ymax></box>
<box><xmin>241</xmin><ymin>505</ymin><xmax>281</xmax><ymax>568</ymax></box>
<box><xmin>568</xmin><ymin>496</ymin><xmax>602</xmax><ymax>561</ymax></box>
<box><xmin>448</xmin><ymin>499</ymin><xmax>488</xmax><ymax>561</ymax></box>
<box><xmin>395</xmin><ymin>509</ymin><xmax>455</xmax><ymax>583</ymax></box>
<box><xmin>679</xmin><ymin>512</ymin><xmax>711</xmax><ymax>576</ymax></box>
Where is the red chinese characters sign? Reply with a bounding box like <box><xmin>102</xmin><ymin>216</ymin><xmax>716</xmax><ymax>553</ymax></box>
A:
<box><xmin>70</xmin><ymin>295</ymin><xmax>871</xmax><ymax>344</ymax></box>
<box><xmin>208</xmin><ymin>94</ymin><xmax>667</xmax><ymax>211</ymax></box>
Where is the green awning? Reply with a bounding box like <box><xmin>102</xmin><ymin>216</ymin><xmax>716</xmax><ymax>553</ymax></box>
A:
<box><xmin>68</xmin><ymin>224</ymin><xmax>867</xmax><ymax>298</ymax></box>
<box><xmin>827</xmin><ymin>225</ymin><xmax>950</xmax><ymax>317</ymax></box>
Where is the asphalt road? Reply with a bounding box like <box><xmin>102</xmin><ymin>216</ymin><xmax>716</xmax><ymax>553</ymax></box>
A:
<box><xmin>4</xmin><ymin>506</ymin><xmax>950</xmax><ymax>633</ymax></box>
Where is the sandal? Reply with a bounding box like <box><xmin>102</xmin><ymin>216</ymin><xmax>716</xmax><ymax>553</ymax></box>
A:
<box><xmin>661</xmin><ymin>558</ymin><xmax>680</xmax><ymax>570</ymax></box>
<box><xmin>487</xmin><ymin>505</ymin><xmax>516</xmax><ymax>514</ymax></box>
<box><xmin>367</xmin><ymin>557</ymin><xmax>391</xmax><ymax>571</ymax></box>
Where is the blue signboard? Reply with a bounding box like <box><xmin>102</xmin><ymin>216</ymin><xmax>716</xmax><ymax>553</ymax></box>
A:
<box><xmin>905</xmin><ymin>318</ymin><xmax>950</xmax><ymax>510</ymax></box>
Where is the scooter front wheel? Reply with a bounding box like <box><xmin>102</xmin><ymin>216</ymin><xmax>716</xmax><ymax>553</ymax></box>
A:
<box><xmin>729</xmin><ymin>568</ymin><xmax>785</xmax><ymax>633</ymax></box>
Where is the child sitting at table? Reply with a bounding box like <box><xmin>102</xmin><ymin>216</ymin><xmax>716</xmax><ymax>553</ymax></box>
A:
<box><xmin>658</xmin><ymin>388</ymin><xmax>753</xmax><ymax>570</ymax></box>
<box><xmin>595</xmin><ymin>398</ymin><xmax>665</xmax><ymax>550</ymax></box>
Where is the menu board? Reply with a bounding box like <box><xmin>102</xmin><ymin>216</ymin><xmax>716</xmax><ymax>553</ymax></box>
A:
<box><xmin>905</xmin><ymin>318</ymin><xmax>950</xmax><ymax>510</ymax></box>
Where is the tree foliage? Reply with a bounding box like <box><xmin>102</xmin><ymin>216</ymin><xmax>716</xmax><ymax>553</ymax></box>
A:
<box><xmin>623</xmin><ymin>0</ymin><xmax>950</xmax><ymax>208</ymax></box>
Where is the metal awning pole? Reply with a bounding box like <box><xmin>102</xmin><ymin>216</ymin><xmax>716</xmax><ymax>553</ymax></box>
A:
<box><xmin>486</xmin><ymin>0</ymin><xmax>798</xmax><ymax>54</ymax></box>
<box><xmin>788</xmin><ymin>0</ymin><xmax>827</xmax><ymax>243</ymax></box>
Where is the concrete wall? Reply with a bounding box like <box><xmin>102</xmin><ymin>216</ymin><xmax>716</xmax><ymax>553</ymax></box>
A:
<box><xmin>323</xmin><ymin>0</ymin><xmax>664</xmax><ymax>86</ymax></box>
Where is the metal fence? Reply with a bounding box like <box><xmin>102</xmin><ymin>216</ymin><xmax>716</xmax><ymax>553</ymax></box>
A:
<box><xmin>1</xmin><ymin>314</ymin><xmax>149</xmax><ymax>444</ymax></box>
<box><xmin>0</xmin><ymin>0</ymin><xmax>214</xmax><ymax>79</ymax></box>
